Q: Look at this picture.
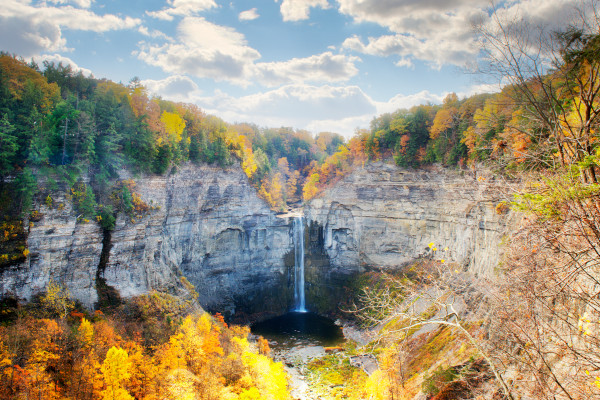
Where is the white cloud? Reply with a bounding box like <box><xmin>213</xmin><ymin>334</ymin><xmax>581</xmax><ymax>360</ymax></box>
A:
<box><xmin>194</xmin><ymin>85</ymin><xmax>459</xmax><ymax>137</ymax></box>
<box><xmin>375</xmin><ymin>90</ymin><xmax>447</xmax><ymax>115</ymax></box>
<box><xmin>0</xmin><ymin>0</ymin><xmax>140</xmax><ymax>57</ymax></box>
<box><xmin>239</xmin><ymin>8</ymin><xmax>259</xmax><ymax>21</ymax></box>
<box><xmin>279</xmin><ymin>0</ymin><xmax>329</xmax><ymax>21</ymax></box>
<box><xmin>196</xmin><ymin>84</ymin><xmax>375</xmax><ymax>135</ymax></box>
<box><xmin>343</xmin><ymin>29</ymin><xmax>478</xmax><ymax>69</ymax></box>
<box><xmin>135</xmin><ymin>17</ymin><xmax>260</xmax><ymax>84</ymax></box>
<box><xmin>306</xmin><ymin>115</ymin><xmax>372</xmax><ymax>137</ymax></box>
<box><xmin>142</xmin><ymin>75</ymin><xmax>201</xmax><ymax>102</ymax></box>
<box><xmin>34</xmin><ymin>53</ymin><xmax>93</xmax><ymax>76</ymax></box>
<box><xmin>136</xmin><ymin>19</ymin><xmax>359</xmax><ymax>86</ymax></box>
<box><xmin>47</xmin><ymin>0</ymin><xmax>93</xmax><ymax>8</ymax></box>
<box><xmin>337</xmin><ymin>0</ymin><xmax>487</xmax><ymax>31</ymax></box>
<box><xmin>147</xmin><ymin>0</ymin><xmax>217</xmax><ymax>21</ymax></box>
<box><xmin>254</xmin><ymin>52</ymin><xmax>360</xmax><ymax>86</ymax></box>
<box><xmin>338</xmin><ymin>0</ymin><xmax>586</xmax><ymax>69</ymax></box>
<box><xmin>138</xmin><ymin>26</ymin><xmax>172</xmax><ymax>40</ymax></box>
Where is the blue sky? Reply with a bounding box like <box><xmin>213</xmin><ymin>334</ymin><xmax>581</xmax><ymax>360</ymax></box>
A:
<box><xmin>0</xmin><ymin>0</ymin><xmax>583</xmax><ymax>137</ymax></box>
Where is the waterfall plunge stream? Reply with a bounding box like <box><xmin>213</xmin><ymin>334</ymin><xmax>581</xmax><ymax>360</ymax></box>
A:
<box><xmin>252</xmin><ymin>215</ymin><xmax>344</xmax><ymax>399</ymax></box>
<box><xmin>293</xmin><ymin>216</ymin><xmax>307</xmax><ymax>312</ymax></box>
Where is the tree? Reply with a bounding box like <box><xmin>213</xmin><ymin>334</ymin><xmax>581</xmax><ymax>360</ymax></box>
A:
<box><xmin>353</xmin><ymin>259</ymin><xmax>514</xmax><ymax>399</ymax></box>
<box><xmin>160</xmin><ymin>111</ymin><xmax>185</xmax><ymax>145</ymax></box>
<box><xmin>487</xmin><ymin>165</ymin><xmax>600</xmax><ymax>399</ymax></box>
<box><xmin>40</xmin><ymin>280</ymin><xmax>74</xmax><ymax>319</ymax></box>
<box><xmin>0</xmin><ymin>115</ymin><xmax>18</xmax><ymax>176</ymax></box>
<box><xmin>475</xmin><ymin>0</ymin><xmax>600</xmax><ymax>180</ymax></box>
<box><xmin>101</xmin><ymin>347</ymin><xmax>133</xmax><ymax>400</ymax></box>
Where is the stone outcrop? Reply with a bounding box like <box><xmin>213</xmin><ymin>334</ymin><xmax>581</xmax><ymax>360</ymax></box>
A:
<box><xmin>305</xmin><ymin>163</ymin><xmax>512</xmax><ymax>279</ymax></box>
<box><xmin>0</xmin><ymin>164</ymin><xmax>295</xmax><ymax>315</ymax></box>
<box><xmin>0</xmin><ymin>162</ymin><xmax>512</xmax><ymax>317</ymax></box>
<box><xmin>107</xmin><ymin>165</ymin><xmax>294</xmax><ymax>316</ymax></box>
<box><xmin>0</xmin><ymin>192</ymin><xmax>104</xmax><ymax>307</ymax></box>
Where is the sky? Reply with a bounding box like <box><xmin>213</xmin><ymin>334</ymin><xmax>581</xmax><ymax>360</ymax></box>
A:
<box><xmin>0</xmin><ymin>0</ymin><xmax>587</xmax><ymax>137</ymax></box>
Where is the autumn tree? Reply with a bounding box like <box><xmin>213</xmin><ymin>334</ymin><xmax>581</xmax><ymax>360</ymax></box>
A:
<box><xmin>486</xmin><ymin>164</ymin><xmax>600</xmax><ymax>399</ymax></box>
<box><xmin>353</xmin><ymin>261</ymin><xmax>514</xmax><ymax>399</ymax></box>
<box><xmin>101</xmin><ymin>347</ymin><xmax>133</xmax><ymax>400</ymax></box>
<box><xmin>475</xmin><ymin>0</ymin><xmax>600</xmax><ymax>180</ymax></box>
<box><xmin>40</xmin><ymin>280</ymin><xmax>74</xmax><ymax>319</ymax></box>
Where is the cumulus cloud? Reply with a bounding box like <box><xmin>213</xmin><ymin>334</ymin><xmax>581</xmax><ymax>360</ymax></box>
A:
<box><xmin>337</xmin><ymin>0</ymin><xmax>487</xmax><ymax>31</ymax></box>
<box><xmin>135</xmin><ymin>17</ymin><xmax>260</xmax><ymax>84</ymax></box>
<box><xmin>254</xmin><ymin>52</ymin><xmax>360</xmax><ymax>86</ymax></box>
<box><xmin>279</xmin><ymin>0</ymin><xmax>329</xmax><ymax>22</ymax></box>
<box><xmin>0</xmin><ymin>0</ymin><xmax>140</xmax><ymax>57</ymax></box>
<box><xmin>47</xmin><ymin>0</ymin><xmax>93</xmax><ymax>8</ymax></box>
<box><xmin>34</xmin><ymin>53</ymin><xmax>93</xmax><ymax>76</ymax></box>
<box><xmin>136</xmin><ymin>19</ymin><xmax>359</xmax><ymax>86</ymax></box>
<box><xmin>343</xmin><ymin>29</ymin><xmax>478</xmax><ymax>69</ymax></box>
<box><xmin>338</xmin><ymin>0</ymin><xmax>586</xmax><ymax>68</ymax></box>
<box><xmin>138</xmin><ymin>26</ymin><xmax>172</xmax><ymax>40</ymax></box>
<box><xmin>147</xmin><ymin>0</ymin><xmax>217</xmax><ymax>21</ymax></box>
<box><xmin>142</xmin><ymin>75</ymin><xmax>200</xmax><ymax>102</ymax></box>
<box><xmin>306</xmin><ymin>115</ymin><xmax>373</xmax><ymax>137</ymax></box>
<box><xmin>239</xmin><ymin>8</ymin><xmax>259</xmax><ymax>21</ymax></box>
<box><xmin>375</xmin><ymin>90</ymin><xmax>447</xmax><ymax>115</ymax></box>
<box><xmin>196</xmin><ymin>84</ymin><xmax>375</xmax><ymax>134</ymax></box>
<box><xmin>195</xmin><ymin>84</ymin><xmax>459</xmax><ymax>137</ymax></box>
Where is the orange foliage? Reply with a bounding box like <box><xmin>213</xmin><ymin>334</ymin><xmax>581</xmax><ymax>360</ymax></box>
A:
<box><xmin>0</xmin><ymin>55</ymin><xmax>60</xmax><ymax>113</ymax></box>
<box><xmin>0</xmin><ymin>309</ymin><xmax>290</xmax><ymax>400</ymax></box>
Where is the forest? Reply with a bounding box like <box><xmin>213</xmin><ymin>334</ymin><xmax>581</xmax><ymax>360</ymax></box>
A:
<box><xmin>0</xmin><ymin>7</ymin><xmax>600</xmax><ymax>399</ymax></box>
<box><xmin>0</xmin><ymin>49</ymin><xmax>565</xmax><ymax>223</ymax></box>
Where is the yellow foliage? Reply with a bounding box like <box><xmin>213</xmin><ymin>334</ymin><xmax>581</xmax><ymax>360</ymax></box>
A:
<box><xmin>161</xmin><ymin>111</ymin><xmax>185</xmax><ymax>144</ymax></box>
<box><xmin>78</xmin><ymin>317</ymin><xmax>94</xmax><ymax>347</ymax></box>
<box><xmin>242</xmin><ymin>351</ymin><xmax>289</xmax><ymax>400</ymax></box>
<box><xmin>0</xmin><ymin>308</ymin><xmax>292</xmax><ymax>400</ymax></box>
<box><xmin>243</xmin><ymin>151</ymin><xmax>258</xmax><ymax>178</ymax></box>
<box><xmin>302</xmin><ymin>173</ymin><xmax>320</xmax><ymax>201</ymax></box>
<box><xmin>164</xmin><ymin>368</ymin><xmax>198</xmax><ymax>400</ymax></box>
<box><xmin>41</xmin><ymin>280</ymin><xmax>74</xmax><ymax>318</ymax></box>
<box><xmin>363</xmin><ymin>369</ymin><xmax>390</xmax><ymax>400</ymax></box>
<box><xmin>101</xmin><ymin>347</ymin><xmax>133</xmax><ymax>400</ymax></box>
<box><xmin>239</xmin><ymin>387</ymin><xmax>262</xmax><ymax>400</ymax></box>
<box><xmin>0</xmin><ymin>337</ymin><xmax>12</xmax><ymax>371</ymax></box>
<box><xmin>430</xmin><ymin>107</ymin><xmax>457</xmax><ymax>140</ymax></box>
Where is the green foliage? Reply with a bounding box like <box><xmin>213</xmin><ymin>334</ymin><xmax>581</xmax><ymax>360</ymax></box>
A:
<box><xmin>98</xmin><ymin>205</ymin><xmax>116</xmax><ymax>231</ymax></box>
<box><xmin>512</xmin><ymin>158</ymin><xmax>600</xmax><ymax>220</ymax></box>
<box><xmin>152</xmin><ymin>143</ymin><xmax>172</xmax><ymax>174</ymax></box>
<box><xmin>422</xmin><ymin>365</ymin><xmax>459</xmax><ymax>395</ymax></box>
<box><xmin>70</xmin><ymin>182</ymin><xmax>97</xmax><ymax>220</ymax></box>
<box><xmin>0</xmin><ymin>115</ymin><xmax>18</xmax><ymax>175</ymax></box>
<box><xmin>13</xmin><ymin>167</ymin><xmax>37</xmax><ymax>214</ymax></box>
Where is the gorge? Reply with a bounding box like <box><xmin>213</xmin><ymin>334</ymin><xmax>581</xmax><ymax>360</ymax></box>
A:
<box><xmin>0</xmin><ymin>162</ymin><xmax>511</xmax><ymax>320</ymax></box>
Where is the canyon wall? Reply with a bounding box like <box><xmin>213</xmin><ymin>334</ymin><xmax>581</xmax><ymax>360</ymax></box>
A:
<box><xmin>0</xmin><ymin>162</ymin><xmax>512</xmax><ymax>317</ymax></box>
<box><xmin>305</xmin><ymin>163</ymin><xmax>512</xmax><ymax>281</ymax></box>
<box><xmin>0</xmin><ymin>164</ymin><xmax>294</xmax><ymax>315</ymax></box>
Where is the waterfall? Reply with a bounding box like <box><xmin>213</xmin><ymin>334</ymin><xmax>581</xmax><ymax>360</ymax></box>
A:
<box><xmin>293</xmin><ymin>216</ymin><xmax>307</xmax><ymax>312</ymax></box>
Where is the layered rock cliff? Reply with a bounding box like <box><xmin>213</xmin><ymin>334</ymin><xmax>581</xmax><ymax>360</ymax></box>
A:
<box><xmin>0</xmin><ymin>164</ymin><xmax>295</xmax><ymax>315</ymax></box>
<box><xmin>304</xmin><ymin>163</ymin><xmax>512</xmax><ymax>283</ymax></box>
<box><xmin>107</xmin><ymin>165</ymin><xmax>294</xmax><ymax>316</ymax></box>
<box><xmin>0</xmin><ymin>162</ymin><xmax>512</xmax><ymax>317</ymax></box>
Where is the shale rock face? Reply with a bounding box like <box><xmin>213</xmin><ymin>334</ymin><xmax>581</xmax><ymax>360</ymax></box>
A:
<box><xmin>0</xmin><ymin>164</ymin><xmax>294</xmax><ymax>313</ymax></box>
<box><xmin>305</xmin><ymin>163</ymin><xmax>511</xmax><ymax>278</ymax></box>
<box><xmin>108</xmin><ymin>165</ymin><xmax>293</xmax><ymax>315</ymax></box>
<box><xmin>0</xmin><ymin>162</ymin><xmax>510</xmax><ymax>316</ymax></box>
<box><xmin>0</xmin><ymin>192</ymin><xmax>104</xmax><ymax>307</ymax></box>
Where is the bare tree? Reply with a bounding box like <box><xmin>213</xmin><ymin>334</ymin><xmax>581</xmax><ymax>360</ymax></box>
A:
<box><xmin>474</xmin><ymin>0</ymin><xmax>600</xmax><ymax>182</ymax></box>
<box><xmin>352</xmin><ymin>259</ymin><xmax>515</xmax><ymax>399</ymax></box>
<box><xmin>488</xmin><ymin>170</ymin><xmax>600</xmax><ymax>399</ymax></box>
